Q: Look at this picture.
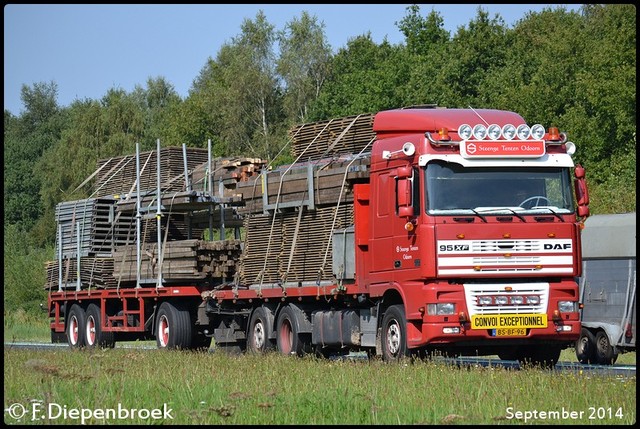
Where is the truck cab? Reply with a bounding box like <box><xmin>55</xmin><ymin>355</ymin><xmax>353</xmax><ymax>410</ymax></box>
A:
<box><xmin>355</xmin><ymin>107</ymin><xmax>589</xmax><ymax>365</ymax></box>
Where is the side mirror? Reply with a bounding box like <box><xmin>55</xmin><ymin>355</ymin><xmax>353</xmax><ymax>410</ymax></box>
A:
<box><xmin>574</xmin><ymin>164</ymin><xmax>590</xmax><ymax>218</ymax></box>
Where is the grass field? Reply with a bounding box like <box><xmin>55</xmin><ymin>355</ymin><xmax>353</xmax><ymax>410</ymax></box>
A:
<box><xmin>3</xmin><ymin>347</ymin><xmax>636</xmax><ymax>425</ymax></box>
<box><xmin>3</xmin><ymin>311</ymin><xmax>637</xmax><ymax>425</ymax></box>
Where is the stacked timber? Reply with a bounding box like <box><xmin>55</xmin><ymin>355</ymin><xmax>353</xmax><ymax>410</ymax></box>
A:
<box><xmin>189</xmin><ymin>157</ymin><xmax>267</xmax><ymax>199</ymax></box>
<box><xmin>239</xmin><ymin>204</ymin><xmax>354</xmax><ymax>286</ymax></box>
<box><xmin>236</xmin><ymin>153</ymin><xmax>370</xmax><ymax>215</ymax></box>
<box><xmin>289</xmin><ymin>113</ymin><xmax>375</xmax><ymax>160</ymax></box>
<box><xmin>44</xmin><ymin>257</ymin><xmax>116</xmax><ymax>290</ymax></box>
<box><xmin>55</xmin><ymin>198</ymin><xmax>135</xmax><ymax>258</ymax></box>
<box><xmin>93</xmin><ymin>147</ymin><xmax>210</xmax><ymax>197</ymax></box>
<box><xmin>112</xmin><ymin>239</ymin><xmax>242</xmax><ymax>285</ymax></box>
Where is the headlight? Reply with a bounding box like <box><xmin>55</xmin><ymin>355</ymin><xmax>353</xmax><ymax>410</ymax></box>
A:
<box><xmin>510</xmin><ymin>296</ymin><xmax>524</xmax><ymax>305</ymax></box>
<box><xmin>487</xmin><ymin>124</ymin><xmax>501</xmax><ymax>140</ymax></box>
<box><xmin>427</xmin><ymin>303</ymin><xmax>456</xmax><ymax>315</ymax></box>
<box><xmin>558</xmin><ymin>301</ymin><xmax>577</xmax><ymax>312</ymax></box>
<box><xmin>477</xmin><ymin>296</ymin><xmax>493</xmax><ymax>305</ymax></box>
<box><xmin>530</xmin><ymin>124</ymin><xmax>545</xmax><ymax>140</ymax></box>
<box><xmin>502</xmin><ymin>124</ymin><xmax>516</xmax><ymax>140</ymax></box>
<box><xmin>494</xmin><ymin>296</ymin><xmax>508</xmax><ymax>305</ymax></box>
<box><xmin>526</xmin><ymin>296</ymin><xmax>540</xmax><ymax>305</ymax></box>
<box><xmin>472</xmin><ymin>124</ymin><xmax>487</xmax><ymax>140</ymax></box>
<box><xmin>516</xmin><ymin>124</ymin><xmax>531</xmax><ymax>140</ymax></box>
<box><xmin>458</xmin><ymin>124</ymin><xmax>472</xmax><ymax>140</ymax></box>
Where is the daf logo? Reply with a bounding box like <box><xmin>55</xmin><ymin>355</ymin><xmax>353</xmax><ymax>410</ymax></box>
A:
<box><xmin>544</xmin><ymin>243</ymin><xmax>571</xmax><ymax>250</ymax></box>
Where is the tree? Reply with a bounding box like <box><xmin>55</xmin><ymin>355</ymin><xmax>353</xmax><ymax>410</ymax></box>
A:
<box><xmin>396</xmin><ymin>4</ymin><xmax>449</xmax><ymax>57</ymax></box>
<box><xmin>189</xmin><ymin>11</ymin><xmax>284</xmax><ymax>160</ymax></box>
<box><xmin>309</xmin><ymin>34</ymin><xmax>409</xmax><ymax>119</ymax></box>
<box><xmin>395</xmin><ymin>5</ymin><xmax>451</xmax><ymax>107</ymax></box>
<box><xmin>277</xmin><ymin>11</ymin><xmax>332</xmax><ymax>124</ymax></box>
<box><xmin>4</xmin><ymin>82</ymin><xmax>64</xmax><ymax>236</ymax></box>
<box><xmin>438</xmin><ymin>6</ymin><xmax>509</xmax><ymax>107</ymax></box>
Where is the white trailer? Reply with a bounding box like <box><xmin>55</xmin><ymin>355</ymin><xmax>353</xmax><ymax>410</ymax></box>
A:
<box><xmin>575</xmin><ymin>212</ymin><xmax>636</xmax><ymax>365</ymax></box>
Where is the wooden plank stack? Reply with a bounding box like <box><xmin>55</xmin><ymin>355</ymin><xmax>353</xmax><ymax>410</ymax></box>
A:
<box><xmin>112</xmin><ymin>239</ymin><xmax>242</xmax><ymax>285</ymax></box>
<box><xmin>93</xmin><ymin>147</ymin><xmax>210</xmax><ymax>197</ymax></box>
<box><xmin>55</xmin><ymin>198</ymin><xmax>136</xmax><ymax>258</ymax></box>
<box><xmin>289</xmin><ymin>113</ymin><xmax>375</xmax><ymax>160</ymax></box>
<box><xmin>239</xmin><ymin>205</ymin><xmax>354</xmax><ymax>286</ymax></box>
<box><xmin>189</xmin><ymin>157</ymin><xmax>267</xmax><ymax>199</ymax></box>
<box><xmin>236</xmin><ymin>153</ymin><xmax>370</xmax><ymax>215</ymax></box>
<box><xmin>44</xmin><ymin>257</ymin><xmax>116</xmax><ymax>290</ymax></box>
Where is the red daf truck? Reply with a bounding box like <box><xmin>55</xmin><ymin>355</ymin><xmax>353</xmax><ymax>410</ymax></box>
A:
<box><xmin>47</xmin><ymin>107</ymin><xmax>590</xmax><ymax>367</ymax></box>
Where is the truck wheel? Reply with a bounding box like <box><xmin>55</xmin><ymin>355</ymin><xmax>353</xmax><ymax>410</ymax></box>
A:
<box><xmin>381</xmin><ymin>305</ymin><xmax>409</xmax><ymax>361</ymax></box>
<box><xmin>66</xmin><ymin>304</ymin><xmax>86</xmax><ymax>349</ymax></box>
<box><xmin>248</xmin><ymin>307</ymin><xmax>274</xmax><ymax>353</ymax></box>
<box><xmin>156</xmin><ymin>302</ymin><xmax>192</xmax><ymax>350</ymax></box>
<box><xmin>594</xmin><ymin>331</ymin><xmax>618</xmax><ymax>365</ymax></box>
<box><xmin>575</xmin><ymin>328</ymin><xmax>597</xmax><ymax>364</ymax></box>
<box><xmin>276</xmin><ymin>305</ymin><xmax>309</xmax><ymax>356</ymax></box>
<box><xmin>85</xmin><ymin>304</ymin><xmax>115</xmax><ymax>349</ymax></box>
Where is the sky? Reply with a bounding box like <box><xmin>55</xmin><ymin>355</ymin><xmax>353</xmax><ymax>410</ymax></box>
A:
<box><xmin>4</xmin><ymin>4</ymin><xmax>582</xmax><ymax>116</ymax></box>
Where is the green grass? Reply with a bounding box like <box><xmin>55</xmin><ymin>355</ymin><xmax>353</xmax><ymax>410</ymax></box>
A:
<box><xmin>3</xmin><ymin>309</ymin><xmax>50</xmax><ymax>343</ymax></box>
<box><xmin>3</xmin><ymin>348</ymin><xmax>635</xmax><ymax>425</ymax></box>
<box><xmin>4</xmin><ymin>309</ymin><xmax>636</xmax><ymax>366</ymax></box>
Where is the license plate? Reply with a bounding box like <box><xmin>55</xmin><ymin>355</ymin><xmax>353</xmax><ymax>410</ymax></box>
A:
<box><xmin>493</xmin><ymin>328</ymin><xmax>527</xmax><ymax>337</ymax></box>
<box><xmin>470</xmin><ymin>314</ymin><xmax>547</xmax><ymax>330</ymax></box>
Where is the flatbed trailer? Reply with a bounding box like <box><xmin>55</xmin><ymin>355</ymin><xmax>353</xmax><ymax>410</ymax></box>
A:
<box><xmin>48</xmin><ymin>106</ymin><xmax>591</xmax><ymax>367</ymax></box>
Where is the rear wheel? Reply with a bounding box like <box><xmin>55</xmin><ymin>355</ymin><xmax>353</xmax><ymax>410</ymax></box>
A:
<box><xmin>85</xmin><ymin>303</ymin><xmax>115</xmax><ymax>349</ymax></box>
<box><xmin>276</xmin><ymin>306</ymin><xmax>309</xmax><ymax>356</ymax></box>
<box><xmin>575</xmin><ymin>328</ymin><xmax>597</xmax><ymax>364</ymax></box>
<box><xmin>155</xmin><ymin>302</ymin><xmax>192</xmax><ymax>350</ymax></box>
<box><xmin>66</xmin><ymin>304</ymin><xmax>86</xmax><ymax>349</ymax></box>
<box><xmin>381</xmin><ymin>305</ymin><xmax>409</xmax><ymax>361</ymax></box>
<box><xmin>594</xmin><ymin>331</ymin><xmax>618</xmax><ymax>365</ymax></box>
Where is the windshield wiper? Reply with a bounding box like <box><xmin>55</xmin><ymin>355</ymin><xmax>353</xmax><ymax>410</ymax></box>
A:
<box><xmin>465</xmin><ymin>208</ymin><xmax>487</xmax><ymax>223</ymax></box>
<box><xmin>532</xmin><ymin>206</ymin><xmax>565</xmax><ymax>222</ymax></box>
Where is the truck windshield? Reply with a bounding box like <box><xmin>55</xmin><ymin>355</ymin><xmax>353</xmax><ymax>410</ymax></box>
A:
<box><xmin>425</xmin><ymin>160</ymin><xmax>575</xmax><ymax>215</ymax></box>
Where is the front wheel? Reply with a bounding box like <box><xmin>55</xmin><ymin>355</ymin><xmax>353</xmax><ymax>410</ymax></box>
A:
<box><xmin>381</xmin><ymin>305</ymin><xmax>409</xmax><ymax>361</ymax></box>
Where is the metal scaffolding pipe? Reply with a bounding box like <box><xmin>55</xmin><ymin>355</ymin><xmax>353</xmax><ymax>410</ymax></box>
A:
<box><xmin>136</xmin><ymin>143</ymin><xmax>141</xmax><ymax>289</ymax></box>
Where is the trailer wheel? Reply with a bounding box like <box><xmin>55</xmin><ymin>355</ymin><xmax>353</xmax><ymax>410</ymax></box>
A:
<box><xmin>248</xmin><ymin>307</ymin><xmax>274</xmax><ymax>353</ymax></box>
<box><xmin>66</xmin><ymin>304</ymin><xmax>86</xmax><ymax>349</ymax></box>
<box><xmin>594</xmin><ymin>331</ymin><xmax>618</xmax><ymax>365</ymax></box>
<box><xmin>85</xmin><ymin>304</ymin><xmax>115</xmax><ymax>349</ymax></box>
<box><xmin>156</xmin><ymin>302</ymin><xmax>192</xmax><ymax>350</ymax></box>
<box><xmin>276</xmin><ymin>306</ymin><xmax>308</xmax><ymax>356</ymax></box>
<box><xmin>575</xmin><ymin>328</ymin><xmax>597</xmax><ymax>364</ymax></box>
<box><xmin>381</xmin><ymin>305</ymin><xmax>409</xmax><ymax>361</ymax></box>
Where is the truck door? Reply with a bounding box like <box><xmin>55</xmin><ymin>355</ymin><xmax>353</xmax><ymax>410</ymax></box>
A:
<box><xmin>369</xmin><ymin>166</ymin><xmax>421</xmax><ymax>278</ymax></box>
